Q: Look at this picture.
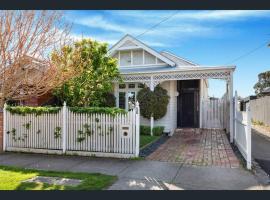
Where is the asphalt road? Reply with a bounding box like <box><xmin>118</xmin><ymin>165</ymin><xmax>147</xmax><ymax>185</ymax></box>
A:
<box><xmin>252</xmin><ymin>129</ymin><xmax>270</xmax><ymax>175</ymax></box>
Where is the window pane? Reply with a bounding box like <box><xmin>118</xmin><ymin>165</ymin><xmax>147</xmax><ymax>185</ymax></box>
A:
<box><xmin>128</xmin><ymin>83</ymin><xmax>135</xmax><ymax>88</ymax></box>
<box><xmin>119</xmin><ymin>92</ymin><xmax>126</xmax><ymax>109</ymax></box>
<box><xmin>128</xmin><ymin>92</ymin><xmax>136</xmax><ymax>111</ymax></box>
<box><xmin>138</xmin><ymin>83</ymin><xmax>144</xmax><ymax>88</ymax></box>
<box><xmin>119</xmin><ymin>84</ymin><xmax>126</xmax><ymax>89</ymax></box>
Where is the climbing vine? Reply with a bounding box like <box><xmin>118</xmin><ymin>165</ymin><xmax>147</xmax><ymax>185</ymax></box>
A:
<box><xmin>54</xmin><ymin>127</ymin><xmax>61</xmax><ymax>139</ymax></box>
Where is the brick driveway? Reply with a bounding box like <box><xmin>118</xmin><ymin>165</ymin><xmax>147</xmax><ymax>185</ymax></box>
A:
<box><xmin>146</xmin><ymin>129</ymin><xmax>240</xmax><ymax>168</ymax></box>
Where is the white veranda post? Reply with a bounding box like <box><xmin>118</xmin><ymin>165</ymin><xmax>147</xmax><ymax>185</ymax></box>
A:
<box><xmin>150</xmin><ymin>76</ymin><xmax>154</xmax><ymax>136</ymax></box>
<box><xmin>229</xmin><ymin>72</ymin><xmax>234</xmax><ymax>143</ymax></box>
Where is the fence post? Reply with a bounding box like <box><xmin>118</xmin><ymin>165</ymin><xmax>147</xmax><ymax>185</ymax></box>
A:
<box><xmin>3</xmin><ymin>103</ymin><xmax>7</xmax><ymax>151</ymax></box>
<box><xmin>234</xmin><ymin>91</ymin><xmax>238</xmax><ymax>142</ymax></box>
<box><xmin>246</xmin><ymin>103</ymin><xmax>252</xmax><ymax>169</ymax></box>
<box><xmin>135</xmin><ymin>101</ymin><xmax>140</xmax><ymax>157</ymax></box>
<box><xmin>62</xmin><ymin>102</ymin><xmax>67</xmax><ymax>154</ymax></box>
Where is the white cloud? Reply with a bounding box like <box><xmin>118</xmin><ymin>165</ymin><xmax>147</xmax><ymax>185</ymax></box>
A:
<box><xmin>108</xmin><ymin>10</ymin><xmax>270</xmax><ymax>21</ymax></box>
<box><xmin>65</xmin><ymin>10</ymin><xmax>270</xmax><ymax>49</ymax></box>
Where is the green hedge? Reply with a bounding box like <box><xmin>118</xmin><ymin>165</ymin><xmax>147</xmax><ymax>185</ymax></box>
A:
<box><xmin>69</xmin><ymin>107</ymin><xmax>126</xmax><ymax>116</ymax></box>
<box><xmin>140</xmin><ymin>125</ymin><xmax>165</xmax><ymax>136</ymax></box>
<box><xmin>6</xmin><ymin>106</ymin><xmax>61</xmax><ymax>116</ymax></box>
<box><xmin>6</xmin><ymin>106</ymin><xmax>126</xmax><ymax>116</ymax></box>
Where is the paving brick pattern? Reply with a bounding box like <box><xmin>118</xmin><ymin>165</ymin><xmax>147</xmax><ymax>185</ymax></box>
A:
<box><xmin>146</xmin><ymin>128</ymin><xmax>240</xmax><ymax>168</ymax></box>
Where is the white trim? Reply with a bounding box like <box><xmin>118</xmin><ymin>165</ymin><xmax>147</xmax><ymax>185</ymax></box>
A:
<box><xmin>142</xmin><ymin>49</ymin><xmax>145</xmax><ymax>64</ymax></box>
<box><xmin>119</xmin><ymin>63</ymin><xmax>167</xmax><ymax>68</ymax></box>
<box><xmin>108</xmin><ymin>34</ymin><xmax>175</xmax><ymax>67</ymax></box>
<box><xmin>117</xmin><ymin>46</ymin><xmax>142</xmax><ymax>51</ymax></box>
<box><xmin>131</xmin><ymin>50</ymin><xmax>133</xmax><ymax>65</ymax></box>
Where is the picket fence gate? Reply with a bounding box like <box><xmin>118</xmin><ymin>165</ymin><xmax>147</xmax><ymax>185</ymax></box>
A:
<box><xmin>201</xmin><ymin>97</ymin><xmax>227</xmax><ymax>129</ymax></box>
<box><xmin>3</xmin><ymin>102</ymin><xmax>140</xmax><ymax>158</ymax></box>
<box><xmin>234</xmin><ymin>91</ymin><xmax>251</xmax><ymax>169</ymax></box>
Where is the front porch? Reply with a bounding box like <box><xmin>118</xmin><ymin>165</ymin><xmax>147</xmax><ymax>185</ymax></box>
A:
<box><xmin>146</xmin><ymin>128</ymin><xmax>240</xmax><ymax>168</ymax></box>
<box><xmin>115</xmin><ymin>66</ymin><xmax>235</xmax><ymax>141</ymax></box>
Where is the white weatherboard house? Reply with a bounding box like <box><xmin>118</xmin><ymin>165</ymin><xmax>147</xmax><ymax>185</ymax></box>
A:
<box><xmin>109</xmin><ymin>34</ymin><xmax>235</xmax><ymax>140</ymax></box>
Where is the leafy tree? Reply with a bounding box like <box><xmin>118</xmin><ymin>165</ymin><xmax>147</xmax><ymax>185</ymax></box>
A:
<box><xmin>254</xmin><ymin>71</ymin><xmax>270</xmax><ymax>96</ymax></box>
<box><xmin>137</xmin><ymin>85</ymin><xmax>170</xmax><ymax>120</ymax></box>
<box><xmin>52</xmin><ymin>39</ymin><xmax>120</xmax><ymax>107</ymax></box>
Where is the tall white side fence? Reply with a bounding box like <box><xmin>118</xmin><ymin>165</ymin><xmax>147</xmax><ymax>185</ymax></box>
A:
<box><xmin>201</xmin><ymin>97</ymin><xmax>227</xmax><ymax>129</ymax></box>
<box><xmin>3</xmin><ymin>102</ymin><xmax>140</xmax><ymax>158</ymax></box>
<box><xmin>234</xmin><ymin>91</ymin><xmax>251</xmax><ymax>169</ymax></box>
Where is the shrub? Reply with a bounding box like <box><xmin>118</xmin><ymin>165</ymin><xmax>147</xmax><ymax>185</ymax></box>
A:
<box><xmin>140</xmin><ymin>125</ymin><xmax>165</xmax><ymax>136</ymax></box>
<box><xmin>140</xmin><ymin>125</ymin><xmax>151</xmax><ymax>135</ymax></box>
<box><xmin>99</xmin><ymin>92</ymin><xmax>116</xmax><ymax>107</ymax></box>
<box><xmin>152</xmin><ymin>126</ymin><xmax>165</xmax><ymax>136</ymax></box>
<box><xmin>137</xmin><ymin>85</ymin><xmax>169</xmax><ymax>120</ymax></box>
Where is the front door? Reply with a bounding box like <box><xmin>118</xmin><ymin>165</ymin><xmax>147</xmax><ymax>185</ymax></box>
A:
<box><xmin>177</xmin><ymin>80</ymin><xmax>200</xmax><ymax>128</ymax></box>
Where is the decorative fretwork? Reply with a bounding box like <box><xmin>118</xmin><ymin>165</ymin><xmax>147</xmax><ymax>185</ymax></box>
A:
<box><xmin>152</xmin><ymin>71</ymin><xmax>231</xmax><ymax>81</ymax></box>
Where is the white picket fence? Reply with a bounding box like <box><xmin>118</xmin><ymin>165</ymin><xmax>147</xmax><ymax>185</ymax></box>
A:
<box><xmin>3</xmin><ymin>102</ymin><xmax>140</xmax><ymax>158</ymax></box>
<box><xmin>234</xmin><ymin>91</ymin><xmax>251</xmax><ymax>169</ymax></box>
<box><xmin>201</xmin><ymin>98</ymin><xmax>227</xmax><ymax>129</ymax></box>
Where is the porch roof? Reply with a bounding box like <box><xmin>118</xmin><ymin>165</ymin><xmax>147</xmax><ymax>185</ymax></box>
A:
<box><xmin>120</xmin><ymin>65</ymin><xmax>235</xmax><ymax>75</ymax></box>
<box><xmin>117</xmin><ymin>65</ymin><xmax>235</xmax><ymax>88</ymax></box>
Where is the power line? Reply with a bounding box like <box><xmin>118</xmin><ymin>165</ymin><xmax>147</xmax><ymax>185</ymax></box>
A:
<box><xmin>136</xmin><ymin>11</ymin><xmax>180</xmax><ymax>38</ymax></box>
<box><xmin>225</xmin><ymin>41</ymin><xmax>269</xmax><ymax>65</ymax></box>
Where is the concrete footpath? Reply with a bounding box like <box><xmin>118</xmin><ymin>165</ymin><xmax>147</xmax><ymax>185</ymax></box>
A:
<box><xmin>0</xmin><ymin>152</ymin><xmax>269</xmax><ymax>190</ymax></box>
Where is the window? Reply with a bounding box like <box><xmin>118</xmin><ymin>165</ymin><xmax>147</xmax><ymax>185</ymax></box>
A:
<box><xmin>128</xmin><ymin>83</ymin><xmax>135</xmax><ymax>88</ymax></box>
<box><xmin>138</xmin><ymin>83</ymin><xmax>144</xmax><ymax>88</ymax></box>
<box><xmin>119</xmin><ymin>92</ymin><xmax>126</xmax><ymax>109</ymax></box>
<box><xmin>119</xmin><ymin>84</ymin><xmax>126</xmax><ymax>89</ymax></box>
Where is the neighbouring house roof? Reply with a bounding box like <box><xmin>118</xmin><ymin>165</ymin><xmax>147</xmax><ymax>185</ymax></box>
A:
<box><xmin>241</xmin><ymin>95</ymin><xmax>257</xmax><ymax>103</ymax></box>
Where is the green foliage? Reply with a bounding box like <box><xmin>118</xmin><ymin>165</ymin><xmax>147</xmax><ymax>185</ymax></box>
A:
<box><xmin>140</xmin><ymin>125</ymin><xmax>165</xmax><ymax>136</ymax></box>
<box><xmin>137</xmin><ymin>85</ymin><xmax>170</xmax><ymax>120</ymax></box>
<box><xmin>70</xmin><ymin>107</ymin><xmax>126</xmax><ymax>116</ymax></box>
<box><xmin>0</xmin><ymin>165</ymin><xmax>117</xmax><ymax>190</ymax></box>
<box><xmin>54</xmin><ymin>127</ymin><xmax>61</xmax><ymax>139</ymax></box>
<box><xmin>6</xmin><ymin>106</ymin><xmax>61</xmax><ymax>116</ymax></box>
<box><xmin>153</xmin><ymin>126</ymin><xmax>165</xmax><ymax>136</ymax></box>
<box><xmin>52</xmin><ymin>39</ymin><xmax>120</xmax><ymax>107</ymax></box>
<box><xmin>23</xmin><ymin>121</ymin><xmax>31</xmax><ymax>130</ymax></box>
<box><xmin>140</xmin><ymin>125</ymin><xmax>151</xmax><ymax>135</ymax></box>
<box><xmin>76</xmin><ymin>123</ymin><xmax>94</xmax><ymax>143</ymax></box>
<box><xmin>140</xmin><ymin>135</ymin><xmax>160</xmax><ymax>148</ymax></box>
<box><xmin>252</xmin><ymin>119</ymin><xmax>265</xmax><ymax>126</ymax></box>
<box><xmin>254</xmin><ymin>70</ymin><xmax>270</xmax><ymax>96</ymax></box>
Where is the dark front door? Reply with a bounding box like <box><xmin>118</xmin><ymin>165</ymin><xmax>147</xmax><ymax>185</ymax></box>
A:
<box><xmin>177</xmin><ymin>80</ymin><xmax>200</xmax><ymax>128</ymax></box>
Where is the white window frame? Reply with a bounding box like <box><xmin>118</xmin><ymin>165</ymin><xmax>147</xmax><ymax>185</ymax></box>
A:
<box><xmin>118</xmin><ymin>83</ymin><xmax>142</xmax><ymax>111</ymax></box>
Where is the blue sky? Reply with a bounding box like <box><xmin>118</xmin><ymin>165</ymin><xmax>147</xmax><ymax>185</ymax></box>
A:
<box><xmin>63</xmin><ymin>10</ymin><xmax>270</xmax><ymax>98</ymax></box>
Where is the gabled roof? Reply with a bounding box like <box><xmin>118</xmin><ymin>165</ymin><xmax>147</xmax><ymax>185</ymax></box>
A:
<box><xmin>108</xmin><ymin>34</ymin><xmax>176</xmax><ymax>67</ymax></box>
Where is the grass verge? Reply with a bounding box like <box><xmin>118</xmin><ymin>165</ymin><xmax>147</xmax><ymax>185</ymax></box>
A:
<box><xmin>140</xmin><ymin>135</ymin><xmax>161</xmax><ymax>149</ymax></box>
<box><xmin>0</xmin><ymin>165</ymin><xmax>117</xmax><ymax>190</ymax></box>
